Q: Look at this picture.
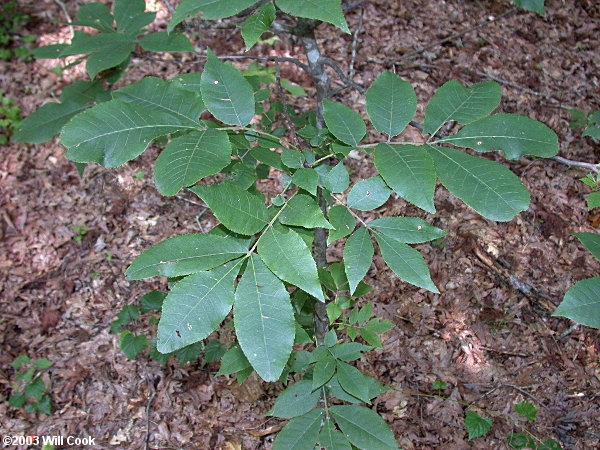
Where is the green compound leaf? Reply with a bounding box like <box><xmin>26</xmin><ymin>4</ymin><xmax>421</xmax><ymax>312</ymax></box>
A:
<box><xmin>154</xmin><ymin>129</ymin><xmax>232</xmax><ymax>196</ymax></box>
<box><xmin>275</xmin><ymin>0</ymin><xmax>350</xmax><ymax>33</ymax></box>
<box><xmin>272</xmin><ymin>408</ymin><xmax>323</xmax><ymax>450</ymax></box>
<box><xmin>513</xmin><ymin>0</ymin><xmax>545</xmax><ymax>15</ymax></box>
<box><xmin>169</xmin><ymin>0</ymin><xmax>259</xmax><ymax>32</ymax></box>
<box><xmin>344</xmin><ymin>227</ymin><xmax>374</xmax><ymax>295</ymax></box>
<box><xmin>157</xmin><ymin>261</ymin><xmax>241</xmax><ymax>353</ymax></box>
<box><xmin>234</xmin><ymin>254</ymin><xmax>295</xmax><ymax>382</ymax></box>
<box><xmin>190</xmin><ymin>183</ymin><xmax>270</xmax><ymax>235</ymax></box>
<box><xmin>330</xmin><ymin>405</ymin><xmax>398</xmax><ymax>449</ymax></box>
<box><xmin>436</xmin><ymin>113</ymin><xmax>559</xmax><ymax>159</ymax></box>
<box><xmin>138</xmin><ymin>31</ymin><xmax>195</xmax><ymax>53</ymax></box>
<box><xmin>553</xmin><ymin>277</ymin><xmax>600</xmax><ymax>329</ymax></box>
<box><xmin>374</xmin><ymin>143</ymin><xmax>437</xmax><ymax>213</ymax></box>
<box><xmin>114</xmin><ymin>76</ymin><xmax>204</xmax><ymax>126</ymax></box>
<box><xmin>514</xmin><ymin>401</ymin><xmax>538</xmax><ymax>422</ymax></box>
<box><xmin>258</xmin><ymin>227</ymin><xmax>324</xmax><ymax>301</ymax></box>
<box><xmin>423</xmin><ymin>80</ymin><xmax>502</xmax><ymax>136</ymax></box>
<box><xmin>279</xmin><ymin>194</ymin><xmax>333</xmax><ymax>229</ymax></box>
<box><xmin>369</xmin><ymin>216</ymin><xmax>446</xmax><ymax>244</ymax></box>
<box><xmin>375</xmin><ymin>233</ymin><xmax>439</xmax><ymax>293</ymax></box>
<box><xmin>61</xmin><ymin>100</ymin><xmax>195</xmax><ymax>168</ymax></box>
<box><xmin>574</xmin><ymin>232</ymin><xmax>600</xmax><ymax>262</ymax></box>
<box><xmin>366</xmin><ymin>71</ymin><xmax>416</xmax><ymax>138</ymax></box>
<box><xmin>318</xmin><ymin>419</ymin><xmax>352</xmax><ymax>450</ymax></box>
<box><xmin>240</xmin><ymin>2</ymin><xmax>276</xmax><ymax>51</ymax></box>
<box><xmin>267</xmin><ymin>379</ymin><xmax>321</xmax><ymax>418</ymax></box>
<box><xmin>425</xmin><ymin>144</ymin><xmax>530</xmax><ymax>222</ymax></box>
<box><xmin>328</xmin><ymin>205</ymin><xmax>356</xmax><ymax>244</ymax></box>
<box><xmin>324</xmin><ymin>161</ymin><xmax>350</xmax><ymax>193</ymax></box>
<box><xmin>464</xmin><ymin>410</ymin><xmax>492</xmax><ymax>440</ymax></box>
<box><xmin>119</xmin><ymin>331</ymin><xmax>148</xmax><ymax>359</ymax></box>
<box><xmin>323</xmin><ymin>99</ymin><xmax>366</xmax><ymax>147</ymax></box>
<box><xmin>201</xmin><ymin>49</ymin><xmax>255</xmax><ymax>126</ymax></box>
<box><xmin>125</xmin><ymin>233</ymin><xmax>248</xmax><ymax>280</ymax></box>
<box><xmin>347</xmin><ymin>176</ymin><xmax>391</xmax><ymax>211</ymax></box>
<box><xmin>292</xmin><ymin>167</ymin><xmax>319</xmax><ymax>195</ymax></box>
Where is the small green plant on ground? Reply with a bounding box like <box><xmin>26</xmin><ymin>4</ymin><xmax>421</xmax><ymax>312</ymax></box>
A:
<box><xmin>16</xmin><ymin>0</ymin><xmax>576</xmax><ymax>447</ymax></box>
<box><xmin>9</xmin><ymin>355</ymin><xmax>53</xmax><ymax>416</ymax></box>
<box><xmin>0</xmin><ymin>2</ymin><xmax>34</xmax><ymax>61</ymax></box>
<box><xmin>0</xmin><ymin>89</ymin><xmax>22</xmax><ymax>144</ymax></box>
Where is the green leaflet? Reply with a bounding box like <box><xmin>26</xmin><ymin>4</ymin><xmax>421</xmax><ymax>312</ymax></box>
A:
<box><xmin>318</xmin><ymin>419</ymin><xmax>352</xmax><ymax>450</ymax></box>
<box><xmin>267</xmin><ymin>380</ymin><xmax>321</xmax><ymax>418</ymax></box>
<box><xmin>553</xmin><ymin>278</ymin><xmax>600</xmax><ymax>329</ymax></box>
<box><xmin>275</xmin><ymin>0</ymin><xmax>350</xmax><ymax>33</ymax></box>
<box><xmin>234</xmin><ymin>254</ymin><xmax>295</xmax><ymax>382</ymax></box>
<box><xmin>169</xmin><ymin>0</ymin><xmax>259</xmax><ymax>31</ymax></box>
<box><xmin>374</xmin><ymin>143</ymin><xmax>437</xmax><ymax>213</ymax></box>
<box><xmin>125</xmin><ymin>233</ymin><xmax>248</xmax><ymax>280</ymax></box>
<box><xmin>328</xmin><ymin>205</ymin><xmax>356</xmax><ymax>245</ymax></box>
<box><xmin>336</xmin><ymin>362</ymin><xmax>370</xmax><ymax>402</ymax></box>
<box><xmin>425</xmin><ymin>144</ymin><xmax>530</xmax><ymax>222</ymax></box>
<box><xmin>347</xmin><ymin>176</ymin><xmax>391</xmax><ymax>211</ymax></box>
<box><xmin>374</xmin><ymin>233</ymin><xmax>439</xmax><ymax>293</ymax></box>
<box><xmin>240</xmin><ymin>2</ymin><xmax>276</xmax><ymax>51</ymax></box>
<box><xmin>61</xmin><ymin>31</ymin><xmax>136</xmax><ymax>79</ymax></box>
<box><xmin>292</xmin><ymin>168</ymin><xmax>319</xmax><ymax>195</ymax></box>
<box><xmin>436</xmin><ymin>113</ymin><xmax>559</xmax><ymax>159</ymax></box>
<box><xmin>13</xmin><ymin>102</ymin><xmax>89</xmax><ymax>144</ymax></box>
<box><xmin>323</xmin><ymin>99</ymin><xmax>366</xmax><ymax>147</ymax></box>
<box><xmin>574</xmin><ymin>232</ymin><xmax>600</xmax><ymax>261</ymax></box>
<box><xmin>279</xmin><ymin>194</ymin><xmax>333</xmax><ymax>229</ymax></box>
<box><xmin>138</xmin><ymin>31</ymin><xmax>195</xmax><ymax>53</ymax></box>
<box><xmin>120</xmin><ymin>331</ymin><xmax>147</xmax><ymax>359</ymax></box>
<box><xmin>423</xmin><ymin>80</ymin><xmax>502</xmax><ymax>136</ymax></box>
<box><xmin>312</xmin><ymin>356</ymin><xmax>336</xmax><ymax>390</ymax></box>
<box><xmin>201</xmin><ymin>49</ymin><xmax>255</xmax><ymax>126</ymax></box>
<box><xmin>61</xmin><ymin>100</ymin><xmax>195</xmax><ymax>168</ymax></box>
<box><xmin>258</xmin><ymin>227</ymin><xmax>324</xmax><ymax>301</ymax></box>
<box><xmin>324</xmin><ymin>162</ymin><xmax>350</xmax><ymax>193</ymax></box>
<box><xmin>330</xmin><ymin>405</ymin><xmax>398</xmax><ymax>449</ymax></box>
<box><xmin>216</xmin><ymin>345</ymin><xmax>251</xmax><ymax>376</ymax></box>
<box><xmin>154</xmin><ymin>129</ymin><xmax>232</xmax><ymax>196</ymax></box>
<box><xmin>281</xmin><ymin>148</ymin><xmax>305</xmax><ymax>168</ymax></box>
<box><xmin>272</xmin><ymin>408</ymin><xmax>323</xmax><ymax>450</ymax></box>
<box><xmin>173</xmin><ymin>72</ymin><xmax>203</xmax><ymax>94</ymax></box>
<box><xmin>513</xmin><ymin>0</ymin><xmax>545</xmax><ymax>14</ymax></box>
<box><xmin>113</xmin><ymin>76</ymin><xmax>204</xmax><ymax>126</ymax></box>
<box><xmin>366</xmin><ymin>71</ymin><xmax>416</xmax><ymax>138</ymax></box>
<box><xmin>71</xmin><ymin>2</ymin><xmax>115</xmax><ymax>33</ymax></box>
<box><xmin>344</xmin><ymin>227</ymin><xmax>374</xmax><ymax>295</ymax></box>
<box><xmin>157</xmin><ymin>261</ymin><xmax>241</xmax><ymax>353</ymax></box>
<box><xmin>113</xmin><ymin>0</ymin><xmax>155</xmax><ymax>35</ymax></box>
<box><xmin>190</xmin><ymin>183</ymin><xmax>270</xmax><ymax>235</ymax></box>
<box><xmin>369</xmin><ymin>217</ymin><xmax>446</xmax><ymax>244</ymax></box>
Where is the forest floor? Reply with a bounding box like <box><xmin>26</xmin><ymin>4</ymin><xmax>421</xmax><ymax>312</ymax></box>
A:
<box><xmin>1</xmin><ymin>0</ymin><xmax>599</xmax><ymax>448</ymax></box>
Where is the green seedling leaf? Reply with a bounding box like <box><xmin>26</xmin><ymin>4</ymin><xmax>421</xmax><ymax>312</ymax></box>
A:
<box><xmin>217</xmin><ymin>345</ymin><xmax>251</xmax><ymax>376</ymax></box>
<box><xmin>119</xmin><ymin>331</ymin><xmax>148</xmax><ymax>359</ymax></box>
<box><xmin>33</xmin><ymin>358</ymin><xmax>52</xmax><ymax>370</ymax></box>
<box><xmin>139</xmin><ymin>291</ymin><xmax>166</xmax><ymax>313</ymax></box>
<box><xmin>514</xmin><ymin>401</ymin><xmax>538</xmax><ymax>422</ymax></box>
<box><xmin>506</xmin><ymin>432</ymin><xmax>536</xmax><ymax>449</ymax></box>
<box><xmin>464</xmin><ymin>410</ymin><xmax>492</xmax><ymax>440</ymax></box>
<box><xmin>12</xmin><ymin>355</ymin><xmax>31</xmax><ymax>369</ymax></box>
